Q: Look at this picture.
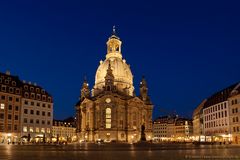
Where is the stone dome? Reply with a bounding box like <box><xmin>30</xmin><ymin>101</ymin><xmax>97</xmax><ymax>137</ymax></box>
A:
<box><xmin>93</xmin><ymin>30</ymin><xmax>134</xmax><ymax>96</ymax></box>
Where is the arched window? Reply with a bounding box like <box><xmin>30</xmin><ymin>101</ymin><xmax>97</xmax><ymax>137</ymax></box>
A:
<box><xmin>106</xmin><ymin>108</ymin><xmax>111</xmax><ymax>128</ymax></box>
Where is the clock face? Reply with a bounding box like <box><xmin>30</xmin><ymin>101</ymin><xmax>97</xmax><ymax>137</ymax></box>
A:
<box><xmin>105</xmin><ymin>98</ymin><xmax>111</xmax><ymax>103</ymax></box>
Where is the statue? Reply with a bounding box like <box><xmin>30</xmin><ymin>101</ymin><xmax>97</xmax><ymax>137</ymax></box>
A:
<box><xmin>140</xmin><ymin>124</ymin><xmax>146</xmax><ymax>141</ymax></box>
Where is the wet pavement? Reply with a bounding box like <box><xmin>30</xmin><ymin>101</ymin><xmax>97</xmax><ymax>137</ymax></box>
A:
<box><xmin>0</xmin><ymin>143</ymin><xmax>240</xmax><ymax>160</ymax></box>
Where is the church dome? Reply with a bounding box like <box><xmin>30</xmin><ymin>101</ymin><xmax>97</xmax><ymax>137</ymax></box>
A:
<box><xmin>93</xmin><ymin>27</ymin><xmax>134</xmax><ymax>96</ymax></box>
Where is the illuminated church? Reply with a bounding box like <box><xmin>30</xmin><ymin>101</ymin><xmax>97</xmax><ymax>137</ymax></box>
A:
<box><xmin>75</xmin><ymin>28</ymin><xmax>153</xmax><ymax>143</ymax></box>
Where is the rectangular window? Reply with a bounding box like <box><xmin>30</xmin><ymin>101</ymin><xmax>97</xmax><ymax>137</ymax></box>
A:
<box><xmin>24</xmin><ymin>118</ymin><xmax>27</xmax><ymax>123</ymax></box>
<box><xmin>8</xmin><ymin>105</ymin><xmax>12</xmax><ymax>110</ymax></box>
<box><xmin>42</xmin><ymin>111</ymin><xmax>45</xmax><ymax>116</ymax></box>
<box><xmin>8</xmin><ymin>97</ymin><xmax>12</xmax><ymax>101</ymax></box>
<box><xmin>24</xmin><ymin>109</ymin><xmax>28</xmax><ymax>114</ymax></box>
<box><xmin>24</xmin><ymin>100</ymin><xmax>28</xmax><ymax>105</ymax></box>
<box><xmin>30</xmin><ymin>119</ymin><xmax>33</xmax><ymax>123</ymax></box>
<box><xmin>8</xmin><ymin>114</ymin><xmax>11</xmax><ymax>119</ymax></box>
<box><xmin>1</xmin><ymin>96</ymin><xmax>5</xmax><ymax>100</ymax></box>
<box><xmin>23</xmin><ymin>126</ymin><xmax>27</xmax><ymax>132</ymax></box>
<box><xmin>15</xmin><ymin>106</ymin><xmax>19</xmax><ymax>111</ymax></box>
<box><xmin>29</xmin><ymin>127</ymin><xmax>33</xmax><ymax>132</ymax></box>
<box><xmin>0</xmin><ymin>103</ymin><xmax>5</xmax><ymax>110</ymax></box>
<box><xmin>16</xmin><ymin>98</ymin><xmax>19</xmax><ymax>102</ymax></box>
<box><xmin>47</xmin><ymin>112</ymin><xmax>51</xmax><ymax>117</ymax></box>
<box><xmin>14</xmin><ymin>115</ymin><xmax>18</xmax><ymax>120</ymax></box>
<box><xmin>14</xmin><ymin>125</ymin><xmax>17</xmax><ymax>131</ymax></box>
<box><xmin>36</xmin><ymin>127</ymin><xmax>39</xmax><ymax>133</ymax></box>
<box><xmin>36</xmin><ymin>110</ymin><xmax>39</xmax><ymax>115</ymax></box>
<box><xmin>30</xmin><ymin>110</ymin><xmax>34</xmax><ymax>115</ymax></box>
<box><xmin>42</xmin><ymin>120</ymin><xmax>45</xmax><ymax>125</ymax></box>
<box><xmin>0</xmin><ymin>113</ymin><xmax>4</xmax><ymax>119</ymax></box>
<box><xmin>36</xmin><ymin>119</ymin><xmax>39</xmax><ymax>124</ymax></box>
<box><xmin>7</xmin><ymin>124</ymin><xmax>11</xmax><ymax>131</ymax></box>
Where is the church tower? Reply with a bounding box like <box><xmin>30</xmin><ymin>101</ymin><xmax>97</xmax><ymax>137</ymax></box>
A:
<box><xmin>80</xmin><ymin>77</ymin><xmax>90</xmax><ymax>100</ymax></box>
<box><xmin>106</xmin><ymin>26</ymin><xmax>122</xmax><ymax>60</ymax></box>
<box><xmin>139</xmin><ymin>76</ymin><xmax>149</xmax><ymax>102</ymax></box>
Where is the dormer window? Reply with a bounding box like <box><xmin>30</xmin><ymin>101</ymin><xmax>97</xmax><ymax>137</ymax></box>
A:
<box><xmin>41</xmin><ymin>89</ymin><xmax>45</xmax><ymax>94</ymax></box>
<box><xmin>30</xmin><ymin>87</ymin><xmax>34</xmax><ymax>92</ymax></box>
<box><xmin>1</xmin><ymin>86</ymin><xmax>6</xmax><ymax>92</ymax></box>
<box><xmin>36</xmin><ymin>88</ymin><xmax>40</xmax><ymax>93</ymax></box>
<box><xmin>42</xmin><ymin>95</ymin><xmax>46</xmax><ymax>101</ymax></box>
<box><xmin>31</xmin><ymin>93</ymin><xmax>35</xmax><ymax>99</ymax></box>
<box><xmin>12</xmin><ymin>81</ymin><xmax>16</xmax><ymax>86</ymax></box>
<box><xmin>24</xmin><ymin>93</ymin><xmax>29</xmax><ymax>98</ymax></box>
<box><xmin>24</xmin><ymin>85</ymin><xmax>28</xmax><ymax>90</ymax></box>
<box><xmin>5</xmin><ymin>80</ymin><xmax>9</xmax><ymax>84</ymax></box>
<box><xmin>16</xmin><ymin>89</ymin><xmax>20</xmax><ymax>94</ymax></box>
<box><xmin>9</xmin><ymin>87</ymin><xmax>13</xmax><ymax>93</ymax></box>
<box><xmin>36</xmin><ymin>94</ymin><xmax>41</xmax><ymax>100</ymax></box>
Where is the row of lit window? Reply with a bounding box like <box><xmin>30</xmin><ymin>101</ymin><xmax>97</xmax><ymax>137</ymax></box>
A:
<box><xmin>154</xmin><ymin>131</ymin><xmax>167</xmax><ymax>133</ymax></box>
<box><xmin>205</xmin><ymin>120</ymin><xmax>228</xmax><ymax>128</ymax></box>
<box><xmin>205</xmin><ymin>111</ymin><xmax>227</xmax><ymax>121</ymax></box>
<box><xmin>23</xmin><ymin>118</ymin><xmax>51</xmax><ymax>125</ymax></box>
<box><xmin>204</xmin><ymin>102</ymin><xmax>227</xmax><ymax>114</ymax></box>
<box><xmin>24</xmin><ymin>92</ymin><xmax>51</xmax><ymax>102</ymax></box>
<box><xmin>232</xmin><ymin>117</ymin><xmax>239</xmax><ymax>123</ymax></box>
<box><xmin>232</xmin><ymin>108</ymin><xmax>239</xmax><ymax>114</ymax></box>
<box><xmin>233</xmin><ymin>126</ymin><xmax>240</xmax><ymax>133</ymax></box>
<box><xmin>154</xmin><ymin>127</ymin><xmax>167</xmax><ymax>130</ymax></box>
<box><xmin>23</xmin><ymin>85</ymin><xmax>45</xmax><ymax>94</ymax></box>
<box><xmin>24</xmin><ymin>100</ymin><xmax>51</xmax><ymax>109</ymax></box>
<box><xmin>24</xmin><ymin>109</ymin><xmax>51</xmax><ymax>117</ymax></box>
<box><xmin>0</xmin><ymin>103</ymin><xmax>19</xmax><ymax>111</ymax></box>
<box><xmin>231</xmin><ymin>99</ymin><xmax>239</xmax><ymax>105</ymax></box>
<box><xmin>23</xmin><ymin>126</ymin><xmax>50</xmax><ymax>133</ymax></box>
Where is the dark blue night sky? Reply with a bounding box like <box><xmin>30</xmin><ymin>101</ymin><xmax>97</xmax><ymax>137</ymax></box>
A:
<box><xmin>0</xmin><ymin>0</ymin><xmax>239</xmax><ymax>120</ymax></box>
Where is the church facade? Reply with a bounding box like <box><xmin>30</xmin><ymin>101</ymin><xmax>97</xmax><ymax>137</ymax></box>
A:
<box><xmin>75</xmin><ymin>28</ymin><xmax>153</xmax><ymax>143</ymax></box>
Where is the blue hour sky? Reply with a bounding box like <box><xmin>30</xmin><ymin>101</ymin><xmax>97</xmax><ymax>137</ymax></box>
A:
<box><xmin>0</xmin><ymin>0</ymin><xmax>240</xmax><ymax>120</ymax></box>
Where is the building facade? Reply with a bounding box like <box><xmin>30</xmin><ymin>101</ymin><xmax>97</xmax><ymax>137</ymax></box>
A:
<box><xmin>0</xmin><ymin>71</ymin><xmax>22</xmax><ymax>144</ymax></box>
<box><xmin>20</xmin><ymin>82</ymin><xmax>53</xmax><ymax>143</ymax></box>
<box><xmin>75</xmin><ymin>28</ymin><xmax>153</xmax><ymax>143</ymax></box>
<box><xmin>153</xmin><ymin>116</ymin><xmax>193</xmax><ymax>142</ymax></box>
<box><xmin>229</xmin><ymin>83</ymin><xmax>240</xmax><ymax>144</ymax></box>
<box><xmin>0</xmin><ymin>71</ymin><xmax>53</xmax><ymax>144</ymax></box>
<box><xmin>198</xmin><ymin>82</ymin><xmax>240</xmax><ymax>143</ymax></box>
<box><xmin>192</xmin><ymin>99</ymin><xmax>206</xmax><ymax>142</ymax></box>
<box><xmin>52</xmin><ymin>119</ymin><xmax>76</xmax><ymax>143</ymax></box>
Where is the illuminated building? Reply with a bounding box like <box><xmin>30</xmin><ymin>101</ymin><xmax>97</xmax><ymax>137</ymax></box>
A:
<box><xmin>0</xmin><ymin>71</ymin><xmax>53</xmax><ymax>144</ymax></box>
<box><xmin>52</xmin><ymin>118</ymin><xmax>76</xmax><ymax>143</ymax></box>
<box><xmin>20</xmin><ymin>82</ymin><xmax>53</xmax><ymax>143</ymax></box>
<box><xmin>0</xmin><ymin>71</ymin><xmax>21</xmax><ymax>144</ymax></box>
<box><xmin>202</xmin><ymin>82</ymin><xmax>239</xmax><ymax>143</ymax></box>
<box><xmin>229</xmin><ymin>83</ymin><xmax>240</xmax><ymax>144</ymax></box>
<box><xmin>153</xmin><ymin>115</ymin><xmax>193</xmax><ymax>142</ymax></box>
<box><xmin>75</xmin><ymin>28</ymin><xmax>153</xmax><ymax>143</ymax></box>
